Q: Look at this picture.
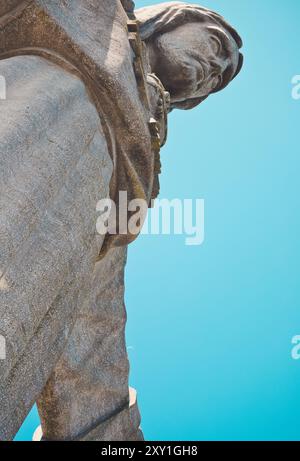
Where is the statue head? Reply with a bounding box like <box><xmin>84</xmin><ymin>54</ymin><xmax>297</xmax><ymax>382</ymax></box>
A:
<box><xmin>136</xmin><ymin>1</ymin><xmax>243</xmax><ymax>109</ymax></box>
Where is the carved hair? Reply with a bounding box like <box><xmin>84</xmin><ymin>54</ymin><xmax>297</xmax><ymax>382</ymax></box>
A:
<box><xmin>136</xmin><ymin>1</ymin><xmax>243</xmax><ymax>109</ymax></box>
<box><xmin>120</xmin><ymin>0</ymin><xmax>135</xmax><ymax>13</ymax></box>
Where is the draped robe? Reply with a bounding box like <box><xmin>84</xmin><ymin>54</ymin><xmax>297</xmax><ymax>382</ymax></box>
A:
<box><xmin>0</xmin><ymin>0</ymin><xmax>159</xmax><ymax>440</ymax></box>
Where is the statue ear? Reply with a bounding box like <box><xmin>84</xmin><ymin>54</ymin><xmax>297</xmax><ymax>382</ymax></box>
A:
<box><xmin>232</xmin><ymin>53</ymin><xmax>244</xmax><ymax>80</ymax></box>
<box><xmin>171</xmin><ymin>95</ymin><xmax>208</xmax><ymax>110</ymax></box>
<box><xmin>212</xmin><ymin>53</ymin><xmax>244</xmax><ymax>95</ymax></box>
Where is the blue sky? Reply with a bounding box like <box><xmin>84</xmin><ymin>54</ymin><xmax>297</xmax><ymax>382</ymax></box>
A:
<box><xmin>16</xmin><ymin>0</ymin><xmax>300</xmax><ymax>441</ymax></box>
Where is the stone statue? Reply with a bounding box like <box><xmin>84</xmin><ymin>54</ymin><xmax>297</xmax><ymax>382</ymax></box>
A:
<box><xmin>137</xmin><ymin>2</ymin><xmax>243</xmax><ymax>109</ymax></box>
<box><xmin>0</xmin><ymin>1</ymin><xmax>243</xmax><ymax>441</ymax></box>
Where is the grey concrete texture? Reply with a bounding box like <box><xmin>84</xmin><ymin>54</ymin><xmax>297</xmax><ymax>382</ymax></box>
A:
<box><xmin>0</xmin><ymin>55</ymin><xmax>112</xmax><ymax>439</ymax></box>
<box><xmin>37</xmin><ymin>247</ymin><xmax>142</xmax><ymax>441</ymax></box>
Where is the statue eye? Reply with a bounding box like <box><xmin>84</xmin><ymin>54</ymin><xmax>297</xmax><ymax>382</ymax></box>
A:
<box><xmin>210</xmin><ymin>36</ymin><xmax>222</xmax><ymax>55</ymax></box>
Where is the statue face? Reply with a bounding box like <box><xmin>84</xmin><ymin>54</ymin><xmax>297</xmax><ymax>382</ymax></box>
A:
<box><xmin>150</xmin><ymin>22</ymin><xmax>240</xmax><ymax>106</ymax></box>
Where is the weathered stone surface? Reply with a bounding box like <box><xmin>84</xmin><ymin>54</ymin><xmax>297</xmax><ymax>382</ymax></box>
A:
<box><xmin>33</xmin><ymin>388</ymin><xmax>142</xmax><ymax>441</ymax></box>
<box><xmin>37</xmin><ymin>247</ymin><xmax>142</xmax><ymax>441</ymax></box>
<box><xmin>0</xmin><ymin>1</ymin><xmax>26</xmax><ymax>17</ymax></box>
<box><xmin>0</xmin><ymin>55</ymin><xmax>112</xmax><ymax>440</ymax></box>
